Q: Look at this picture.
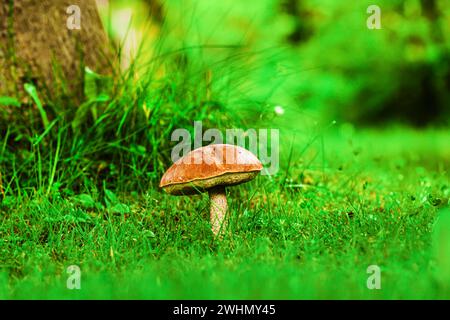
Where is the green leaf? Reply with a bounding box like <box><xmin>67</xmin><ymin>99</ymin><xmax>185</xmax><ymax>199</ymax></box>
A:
<box><xmin>109</xmin><ymin>203</ymin><xmax>130</xmax><ymax>215</ymax></box>
<box><xmin>72</xmin><ymin>101</ymin><xmax>94</xmax><ymax>130</ymax></box>
<box><xmin>104</xmin><ymin>189</ymin><xmax>118</xmax><ymax>206</ymax></box>
<box><xmin>24</xmin><ymin>83</ymin><xmax>50</xmax><ymax>130</ymax></box>
<box><xmin>144</xmin><ymin>230</ymin><xmax>156</xmax><ymax>238</ymax></box>
<box><xmin>74</xmin><ymin>194</ymin><xmax>96</xmax><ymax>209</ymax></box>
<box><xmin>0</xmin><ymin>96</ymin><xmax>21</xmax><ymax>107</ymax></box>
<box><xmin>84</xmin><ymin>67</ymin><xmax>113</xmax><ymax>101</ymax></box>
<box><xmin>130</xmin><ymin>144</ymin><xmax>147</xmax><ymax>156</ymax></box>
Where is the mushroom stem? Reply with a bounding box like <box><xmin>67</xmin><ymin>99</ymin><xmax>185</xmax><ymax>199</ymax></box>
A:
<box><xmin>208</xmin><ymin>186</ymin><xmax>228</xmax><ymax>236</ymax></box>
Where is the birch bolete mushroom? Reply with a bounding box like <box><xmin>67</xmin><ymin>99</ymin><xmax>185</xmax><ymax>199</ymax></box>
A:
<box><xmin>160</xmin><ymin>144</ymin><xmax>262</xmax><ymax>236</ymax></box>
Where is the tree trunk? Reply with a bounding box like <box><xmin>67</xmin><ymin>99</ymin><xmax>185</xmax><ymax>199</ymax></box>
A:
<box><xmin>0</xmin><ymin>0</ymin><xmax>114</xmax><ymax>101</ymax></box>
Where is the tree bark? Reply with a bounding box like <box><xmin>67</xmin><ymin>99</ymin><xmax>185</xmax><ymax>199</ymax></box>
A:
<box><xmin>0</xmin><ymin>0</ymin><xmax>114</xmax><ymax>101</ymax></box>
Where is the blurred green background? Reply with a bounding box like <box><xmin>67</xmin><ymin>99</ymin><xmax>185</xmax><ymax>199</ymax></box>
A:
<box><xmin>102</xmin><ymin>0</ymin><xmax>449</xmax><ymax>128</ymax></box>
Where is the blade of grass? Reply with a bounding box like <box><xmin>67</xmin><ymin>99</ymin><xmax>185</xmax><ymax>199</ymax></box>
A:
<box><xmin>24</xmin><ymin>83</ymin><xmax>50</xmax><ymax>131</ymax></box>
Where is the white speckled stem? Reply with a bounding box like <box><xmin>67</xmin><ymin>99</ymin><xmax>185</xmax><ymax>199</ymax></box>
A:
<box><xmin>209</xmin><ymin>186</ymin><xmax>228</xmax><ymax>237</ymax></box>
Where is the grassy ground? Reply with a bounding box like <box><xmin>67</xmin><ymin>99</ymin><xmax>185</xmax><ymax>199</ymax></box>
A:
<box><xmin>0</xmin><ymin>127</ymin><xmax>449</xmax><ymax>299</ymax></box>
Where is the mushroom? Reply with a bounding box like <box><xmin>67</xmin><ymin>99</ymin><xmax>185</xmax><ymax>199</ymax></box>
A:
<box><xmin>160</xmin><ymin>144</ymin><xmax>262</xmax><ymax>236</ymax></box>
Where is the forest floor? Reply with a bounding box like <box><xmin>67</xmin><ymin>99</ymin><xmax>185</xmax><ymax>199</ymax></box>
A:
<box><xmin>0</xmin><ymin>127</ymin><xmax>449</xmax><ymax>299</ymax></box>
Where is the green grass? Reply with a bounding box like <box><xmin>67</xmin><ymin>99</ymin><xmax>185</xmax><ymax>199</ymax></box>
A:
<box><xmin>0</xmin><ymin>127</ymin><xmax>448</xmax><ymax>299</ymax></box>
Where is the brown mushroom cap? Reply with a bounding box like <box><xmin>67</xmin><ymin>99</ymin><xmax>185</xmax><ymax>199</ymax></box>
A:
<box><xmin>160</xmin><ymin>144</ymin><xmax>262</xmax><ymax>195</ymax></box>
